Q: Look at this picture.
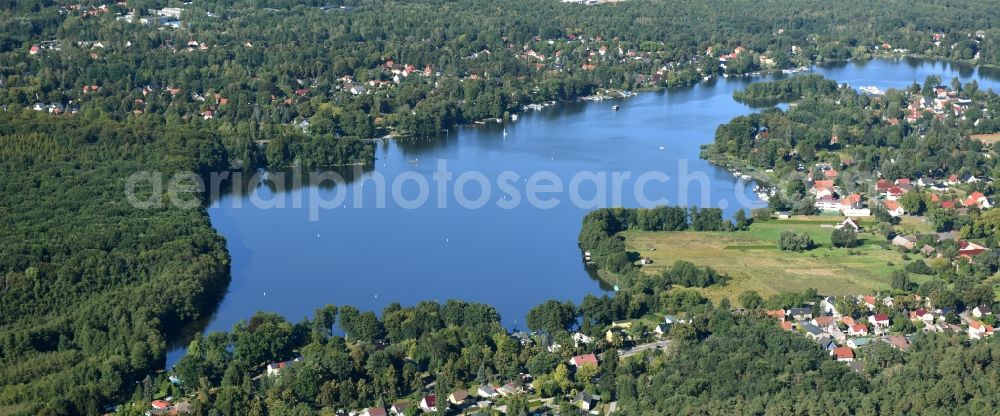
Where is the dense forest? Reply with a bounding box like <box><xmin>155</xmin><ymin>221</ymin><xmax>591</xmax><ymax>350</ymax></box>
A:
<box><xmin>0</xmin><ymin>109</ymin><xmax>231</xmax><ymax>414</ymax></box>
<box><xmin>3</xmin><ymin>0</ymin><xmax>1000</xmax><ymax>413</ymax></box>
<box><xmin>732</xmin><ymin>74</ymin><xmax>840</xmax><ymax>106</ymax></box>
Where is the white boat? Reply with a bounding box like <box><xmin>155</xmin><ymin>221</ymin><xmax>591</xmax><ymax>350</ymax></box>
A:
<box><xmin>611</xmin><ymin>105</ymin><xmax>620</xmax><ymax>111</ymax></box>
<box><xmin>503</xmin><ymin>128</ymin><xmax>508</xmax><ymax>138</ymax></box>
<box><xmin>511</xmin><ymin>114</ymin><xmax>518</xmax><ymax>121</ymax></box>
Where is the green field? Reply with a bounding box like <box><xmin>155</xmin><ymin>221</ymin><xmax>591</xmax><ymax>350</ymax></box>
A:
<box><xmin>622</xmin><ymin>218</ymin><xmax>926</xmax><ymax>304</ymax></box>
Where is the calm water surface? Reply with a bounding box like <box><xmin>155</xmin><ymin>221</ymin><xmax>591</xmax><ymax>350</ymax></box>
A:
<box><xmin>166</xmin><ymin>58</ymin><xmax>1000</xmax><ymax>364</ymax></box>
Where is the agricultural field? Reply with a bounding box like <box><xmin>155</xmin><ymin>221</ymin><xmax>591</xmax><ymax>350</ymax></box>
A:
<box><xmin>622</xmin><ymin>217</ymin><xmax>930</xmax><ymax>304</ymax></box>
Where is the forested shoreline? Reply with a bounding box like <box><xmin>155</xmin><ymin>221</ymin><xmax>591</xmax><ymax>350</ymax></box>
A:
<box><xmin>0</xmin><ymin>109</ymin><xmax>232</xmax><ymax>414</ymax></box>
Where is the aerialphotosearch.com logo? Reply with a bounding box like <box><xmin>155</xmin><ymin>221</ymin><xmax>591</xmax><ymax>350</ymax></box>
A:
<box><xmin>125</xmin><ymin>159</ymin><xmax>762</xmax><ymax>221</ymax></box>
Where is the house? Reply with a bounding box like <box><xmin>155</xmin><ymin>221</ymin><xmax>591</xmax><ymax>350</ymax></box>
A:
<box><xmin>962</xmin><ymin>174</ymin><xmax>980</xmax><ymax>183</ymax></box>
<box><xmin>766</xmin><ymin>309</ymin><xmax>786</xmax><ymax>320</ymax></box>
<box><xmin>885</xmin><ymin>335</ymin><xmax>910</xmax><ymax>351</ymax></box>
<box><xmin>266</xmin><ymin>356</ymin><xmax>303</xmax><ymax>377</ymax></box>
<box><xmin>973</xmin><ymin>305</ymin><xmax>993</xmax><ymax>318</ymax></box>
<box><xmin>572</xmin><ymin>332</ymin><xmax>594</xmax><ymax>346</ymax></box>
<box><xmin>958</xmin><ymin>241</ymin><xmax>988</xmax><ymax>260</ymax></box>
<box><xmin>419</xmin><ymin>395</ymin><xmax>437</xmax><ymax>412</ymax></box>
<box><xmin>891</xmin><ymin>235</ymin><xmax>917</xmax><ymax>250</ymax></box>
<box><xmin>497</xmin><ymin>384</ymin><xmax>519</xmax><ymax>396</ymax></box>
<box><xmin>832</xmin><ymin>346</ymin><xmax>854</xmax><ymax>362</ymax></box>
<box><xmin>574</xmin><ymin>391</ymin><xmax>599</xmax><ymax>411</ymax></box>
<box><xmin>780</xmin><ymin>321</ymin><xmax>795</xmax><ymax>331</ymax></box>
<box><xmin>884</xmin><ymin>186</ymin><xmax>907</xmax><ymax>201</ymax></box>
<box><xmin>654</xmin><ymin>323</ymin><xmax>670</xmax><ymax>336</ymax></box>
<box><xmin>477</xmin><ymin>385</ymin><xmax>499</xmax><ymax>398</ymax></box>
<box><xmin>151</xmin><ymin>400</ymin><xmax>170</xmax><ymax>410</ymax></box>
<box><xmin>29</xmin><ymin>44</ymin><xmax>40</xmax><ymax>55</ymax></box>
<box><xmin>969</xmin><ymin>320</ymin><xmax>994</xmax><ymax>340</ymax></box>
<box><xmin>964</xmin><ymin>191</ymin><xmax>988</xmax><ymax>208</ymax></box>
<box><xmin>946</xmin><ymin>174</ymin><xmax>961</xmax><ymax>186</ymax></box>
<box><xmin>849</xmin><ymin>323</ymin><xmax>869</xmax><ymax>336</ymax></box>
<box><xmin>868</xmin><ymin>313</ymin><xmax>890</xmax><ymax>328</ymax></box>
<box><xmin>921</xmin><ymin>244</ymin><xmax>936</xmax><ymax>256</ymax></box>
<box><xmin>910</xmin><ymin>308</ymin><xmax>934</xmax><ymax>325</ymax></box>
<box><xmin>847</xmin><ymin>337</ymin><xmax>872</xmax><ymax>349</ymax></box>
<box><xmin>789</xmin><ymin>307</ymin><xmax>813</xmax><ymax>321</ymax></box>
<box><xmin>816</xmin><ymin>335</ymin><xmax>836</xmax><ymax>350</ymax></box>
<box><xmin>813</xmin><ymin>179</ymin><xmax>835</xmax><ymax>196</ymax></box>
<box><xmin>812</xmin><ymin>316</ymin><xmax>836</xmax><ymax>327</ymax></box>
<box><xmin>841</xmin><ymin>316</ymin><xmax>856</xmax><ymax>326</ymax></box>
<box><xmin>843</xmin><ymin>207</ymin><xmax>871</xmax><ymax>217</ymax></box>
<box><xmin>828</xmin><ymin>325</ymin><xmax>847</xmax><ymax>342</ymax></box>
<box><xmin>389</xmin><ymin>402</ymin><xmax>409</xmax><ymax>415</ymax></box>
<box><xmin>802</xmin><ymin>323</ymin><xmax>826</xmax><ymax>339</ymax></box>
<box><xmin>815</xmin><ymin>196</ymin><xmax>843</xmax><ymax>212</ymax></box>
<box><xmin>350</xmin><ymin>85</ymin><xmax>367</xmax><ymax>95</ymax></box>
<box><xmin>862</xmin><ymin>295</ymin><xmax>878</xmax><ymax>311</ymax></box>
<box><xmin>611</xmin><ymin>320</ymin><xmax>632</xmax><ymax>329</ymax></box>
<box><xmin>820</xmin><ymin>297</ymin><xmax>840</xmax><ymax>316</ymax></box>
<box><xmin>875</xmin><ymin>179</ymin><xmax>893</xmax><ymax>192</ymax></box>
<box><xmin>363</xmin><ymin>407</ymin><xmax>388</xmax><ymax>416</ymax></box>
<box><xmin>837</xmin><ymin>218</ymin><xmax>860</xmax><ymax>232</ymax></box>
<box><xmin>448</xmin><ymin>390</ymin><xmax>469</xmax><ymax>405</ymax></box>
<box><xmin>569</xmin><ymin>353</ymin><xmax>598</xmax><ymax>367</ymax></box>
<box><xmin>605</xmin><ymin>328</ymin><xmax>627</xmax><ymax>343</ymax></box>
<box><xmin>883</xmin><ymin>200</ymin><xmax>905</xmax><ymax>217</ymax></box>
<box><xmin>775</xmin><ymin>211</ymin><xmax>792</xmax><ymax>219</ymax></box>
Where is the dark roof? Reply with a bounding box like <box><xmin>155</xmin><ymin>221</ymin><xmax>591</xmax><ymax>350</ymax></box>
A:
<box><xmin>575</xmin><ymin>391</ymin><xmax>598</xmax><ymax>405</ymax></box>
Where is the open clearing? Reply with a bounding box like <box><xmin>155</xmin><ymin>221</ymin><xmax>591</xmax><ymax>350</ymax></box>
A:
<box><xmin>622</xmin><ymin>218</ymin><xmax>927</xmax><ymax>304</ymax></box>
<box><xmin>972</xmin><ymin>132</ymin><xmax>1000</xmax><ymax>145</ymax></box>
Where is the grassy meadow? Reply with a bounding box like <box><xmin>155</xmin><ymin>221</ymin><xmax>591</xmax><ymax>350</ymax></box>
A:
<box><xmin>622</xmin><ymin>216</ymin><xmax>928</xmax><ymax>304</ymax></box>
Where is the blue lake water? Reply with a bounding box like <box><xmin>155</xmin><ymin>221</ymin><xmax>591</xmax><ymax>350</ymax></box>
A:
<box><xmin>166</xmin><ymin>58</ymin><xmax>1000</xmax><ymax>364</ymax></box>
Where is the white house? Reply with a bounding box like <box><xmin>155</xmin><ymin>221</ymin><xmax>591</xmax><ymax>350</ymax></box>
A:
<box><xmin>572</xmin><ymin>332</ymin><xmax>594</xmax><ymax>347</ymax></box>
<box><xmin>419</xmin><ymin>395</ymin><xmax>437</xmax><ymax>412</ymax></box>
<box><xmin>969</xmin><ymin>321</ymin><xmax>994</xmax><ymax>340</ymax></box>
<box><xmin>265</xmin><ymin>357</ymin><xmax>303</xmax><ymax>377</ymax></box>
<box><xmin>973</xmin><ymin>305</ymin><xmax>993</xmax><ymax>318</ymax></box>
<box><xmin>477</xmin><ymin>385</ymin><xmax>499</xmax><ymax>398</ymax></box>
<box><xmin>868</xmin><ymin>313</ymin><xmax>890</xmax><ymax>329</ymax></box>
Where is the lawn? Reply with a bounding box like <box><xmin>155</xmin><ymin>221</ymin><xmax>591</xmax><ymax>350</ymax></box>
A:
<box><xmin>621</xmin><ymin>218</ymin><xmax>925</xmax><ymax>304</ymax></box>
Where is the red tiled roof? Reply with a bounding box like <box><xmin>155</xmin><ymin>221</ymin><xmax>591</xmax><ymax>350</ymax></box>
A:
<box><xmin>814</xmin><ymin>179</ymin><xmax>834</xmax><ymax>190</ymax></box>
<box><xmin>571</xmin><ymin>353</ymin><xmax>598</xmax><ymax>366</ymax></box>
<box><xmin>833</xmin><ymin>346</ymin><xmax>854</xmax><ymax>359</ymax></box>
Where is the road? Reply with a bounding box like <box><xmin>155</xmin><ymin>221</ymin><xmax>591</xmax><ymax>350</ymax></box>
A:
<box><xmin>618</xmin><ymin>339</ymin><xmax>671</xmax><ymax>357</ymax></box>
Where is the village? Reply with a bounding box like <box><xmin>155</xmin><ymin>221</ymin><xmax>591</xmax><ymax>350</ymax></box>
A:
<box><xmin>767</xmin><ymin>292</ymin><xmax>996</xmax><ymax>371</ymax></box>
<box><xmin>25</xmin><ymin>2</ymin><xmax>991</xmax><ymax>135</ymax></box>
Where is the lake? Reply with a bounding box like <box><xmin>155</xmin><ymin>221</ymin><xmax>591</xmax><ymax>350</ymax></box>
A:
<box><xmin>166</xmin><ymin>58</ymin><xmax>1000</xmax><ymax>364</ymax></box>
